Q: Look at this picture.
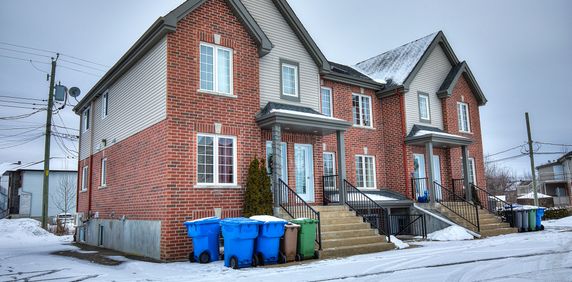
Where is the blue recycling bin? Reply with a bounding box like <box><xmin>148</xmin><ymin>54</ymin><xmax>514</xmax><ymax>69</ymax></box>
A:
<box><xmin>183</xmin><ymin>217</ymin><xmax>221</xmax><ymax>263</ymax></box>
<box><xmin>221</xmin><ymin>218</ymin><xmax>263</xmax><ymax>269</ymax></box>
<box><xmin>251</xmin><ymin>216</ymin><xmax>288</xmax><ymax>265</ymax></box>
<box><xmin>536</xmin><ymin>208</ymin><xmax>545</xmax><ymax>230</ymax></box>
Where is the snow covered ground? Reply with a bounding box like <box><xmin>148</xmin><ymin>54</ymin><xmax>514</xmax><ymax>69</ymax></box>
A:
<box><xmin>1</xmin><ymin>217</ymin><xmax>571</xmax><ymax>281</ymax></box>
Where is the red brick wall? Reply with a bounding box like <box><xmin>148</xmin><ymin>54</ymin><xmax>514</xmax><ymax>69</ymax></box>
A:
<box><xmin>322</xmin><ymin>80</ymin><xmax>387</xmax><ymax>189</ymax></box>
<box><xmin>381</xmin><ymin>90</ymin><xmax>409</xmax><ymax>196</ymax></box>
<box><xmin>161</xmin><ymin>0</ymin><xmax>262</xmax><ymax>260</ymax></box>
<box><xmin>442</xmin><ymin>75</ymin><xmax>486</xmax><ymax>188</ymax></box>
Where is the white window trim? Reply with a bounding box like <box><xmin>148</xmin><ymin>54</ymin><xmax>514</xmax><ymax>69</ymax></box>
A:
<box><xmin>101</xmin><ymin>91</ymin><xmax>108</xmax><ymax>119</ymax></box>
<box><xmin>457</xmin><ymin>102</ymin><xmax>471</xmax><ymax>133</ymax></box>
<box><xmin>321</xmin><ymin>87</ymin><xmax>333</xmax><ymax>117</ymax></box>
<box><xmin>81</xmin><ymin>166</ymin><xmax>88</xmax><ymax>192</ymax></box>
<box><xmin>418</xmin><ymin>93</ymin><xmax>430</xmax><ymax>121</ymax></box>
<box><xmin>352</xmin><ymin>93</ymin><xmax>373</xmax><ymax>128</ymax></box>
<box><xmin>469</xmin><ymin>158</ymin><xmax>476</xmax><ymax>184</ymax></box>
<box><xmin>82</xmin><ymin>107</ymin><xmax>90</xmax><ymax>133</ymax></box>
<box><xmin>199</xmin><ymin>42</ymin><xmax>234</xmax><ymax>96</ymax></box>
<box><xmin>196</xmin><ymin>133</ymin><xmax>238</xmax><ymax>187</ymax></box>
<box><xmin>100</xmin><ymin>158</ymin><xmax>107</xmax><ymax>187</ymax></box>
<box><xmin>323</xmin><ymin>152</ymin><xmax>336</xmax><ymax>175</ymax></box>
<box><xmin>355</xmin><ymin>154</ymin><xmax>376</xmax><ymax>189</ymax></box>
<box><xmin>281</xmin><ymin>63</ymin><xmax>299</xmax><ymax>97</ymax></box>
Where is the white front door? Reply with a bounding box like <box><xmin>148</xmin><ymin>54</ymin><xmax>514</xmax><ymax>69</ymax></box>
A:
<box><xmin>433</xmin><ymin>156</ymin><xmax>442</xmax><ymax>200</ymax></box>
<box><xmin>295</xmin><ymin>144</ymin><xmax>314</xmax><ymax>202</ymax></box>
<box><xmin>413</xmin><ymin>154</ymin><xmax>427</xmax><ymax>198</ymax></box>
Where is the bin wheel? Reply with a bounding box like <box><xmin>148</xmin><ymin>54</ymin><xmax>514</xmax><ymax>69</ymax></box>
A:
<box><xmin>198</xmin><ymin>251</ymin><xmax>211</xmax><ymax>264</ymax></box>
<box><xmin>295</xmin><ymin>254</ymin><xmax>302</xmax><ymax>261</ymax></box>
<box><xmin>278</xmin><ymin>252</ymin><xmax>286</xmax><ymax>264</ymax></box>
<box><xmin>257</xmin><ymin>253</ymin><xmax>265</xmax><ymax>266</ymax></box>
<box><xmin>314</xmin><ymin>250</ymin><xmax>320</xmax><ymax>259</ymax></box>
<box><xmin>252</xmin><ymin>254</ymin><xmax>259</xmax><ymax>267</ymax></box>
<box><xmin>188</xmin><ymin>253</ymin><xmax>195</xmax><ymax>263</ymax></box>
<box><xmin>229</xmin><ymin>256</ymin><xmax>239</xmax><ymax>269</ymax></box>
<box><xmin>540</xmin><ymin>225</ymin><xmax>544</xmax><ymax>231</ymax></box>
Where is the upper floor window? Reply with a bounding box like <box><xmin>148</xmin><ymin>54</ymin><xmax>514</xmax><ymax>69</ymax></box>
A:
<box><xmin>81</xmin><ymin>166</ymin><xmax>88</xmax><ymax>191</ymax></box>
<box><xmin>457</xmin><ymin>102</ymin><xmax>470</xmax><ymax>132</ymax></box>
<box><xmin>200</xmin><ymin>43</ymin><xmax>233</xmax><ymax>95</ymax></box>
<box><xmin>281</xmin><ymin>61</ymin><xmax>299</xmax><ymax>100</ymax></box>
<box><xmin>418</xmin><ymin>92</ymin><xmax>430</xmax><ymax>121</ymax></box>
<box><xmin>355</xmin><ymin>155</ymin><xmax>376</xmax><ymax>189</ymax></box>
<box><xmin>197</xmin><ymin>134</ymin><xmax>237</xmax><ymax>186</ymax></box>
<box><xmin>321</xmin><ymin>87</ymin><xmax>333</xmax><ymax>117</ymax></box>
<box><xmin>101</xmin><ymin>91</ymin><xmax>109</xmax><ymax>119</ymax></box>
<box><xmin>100</xmin><ymin>158</ymin><xmax>107</xmax><ymax>187</ymax></box>
<box><xmin>82</xmin><ymin>107</ymin><xmax>90</xmax><ymax>132</ymax></box>
<box><xmin>352</xmin><ymin>94</ymin><xmax>372</xmax><ymax>127</ymax></box>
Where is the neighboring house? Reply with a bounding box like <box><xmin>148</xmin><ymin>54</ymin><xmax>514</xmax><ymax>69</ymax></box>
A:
<box><xmin>73</xmin><ymin>0</ymin><xmax>491</xmax><ymax>260</ymax></box>
<box><xmin>2</xmin><ymin>163</ymin><xmax>77</xmax><ymax>219</ymax></box>
<box><xmin>536</xmin><ymin>152</ymin><xmax>572</xmax><ymax>206</ymax></box>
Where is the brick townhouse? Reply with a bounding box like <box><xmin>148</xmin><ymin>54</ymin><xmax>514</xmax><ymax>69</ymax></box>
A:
<box><xmin>74</xmin><ymin>0</ymin><xmax>493</xmax><ymax>261</ymax></box>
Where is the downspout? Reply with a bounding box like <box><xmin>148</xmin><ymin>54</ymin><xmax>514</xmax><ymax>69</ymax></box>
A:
<box><xmin>399</xmin><ymin>89</ymin><xmax>411</xmax><ymax>198</ymax></box>
<box><xmin>87</xmin><ymin>100</ymin><xmax>95</xmax><ymax>215</ymax></box>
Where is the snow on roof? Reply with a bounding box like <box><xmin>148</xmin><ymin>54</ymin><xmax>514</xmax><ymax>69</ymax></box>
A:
<box><xmin>6</xmin><ymin>159</ymin><xmax>77</xmax><ymax>172</ymax></box>
<box><xmin>364</xmin><ymin>193</ymin><xmax>397</xmax><ymax>201</ymax></box>
<box><xmin>354</xmin><ymin>32</ymin><xmax>438</xmax><ymax>87</ymax></box>
<box><xmin>518</xmin><ymin>192</ymin><xmax>552</xmax><ymax>199</ymax></box>
<box><xmin>269</xmin><ymin>109</ymin><xmax>345</xmax><ymax>121</ymax></box>
<box><xmin>414</xmin><ymin>130</ymin><xmax>470</xmax><ymax>140</ymax></box>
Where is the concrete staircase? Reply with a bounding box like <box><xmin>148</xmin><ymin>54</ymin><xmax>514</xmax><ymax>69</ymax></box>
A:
<box><xmin>278</xmin><ymin>205</ymin><xmax>394</xmax><ymax>259</ymax></box>
<box><xmin>437</xmin><ymin>203</ymin><xmax>518</xmax><ymax>237</ymax></box>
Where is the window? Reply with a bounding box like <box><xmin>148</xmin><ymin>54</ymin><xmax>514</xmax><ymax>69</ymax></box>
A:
<box><xmin>323</xmin><ymin>152</ymin><xmax>336</xmax><ymax>189</ymax></box>
<box><xmin>100</xmin><ymin>158</ymin><xmax>107</xmax><ymax>187</ymax></box>
<box><xmin>281</xmin><ymin>62</ymin><xmax>299</xmax><ymax>98</ymax></box>
<box><xmin>352</xmin><ymin>94</ymin><xmax>372</xmax><ymax>127</ymax></box>
<box><xmin>457</xmin><ymin>102</ymin><xmax>470</xmax><ymax>132</ymax></box>
<box><xmin>355</xmin><ymin>155</ymin><xmax>376</xmax><ymax>189</ymax></box>
<box><xmin>266</xmin><ymin>141</ymin><xmax>288</xmax><ymax>183</ymax></box>
<box><xmin>81</xmin><ymin>166</ymin><xmax>88</xmax><ymax>191</ymax></box>
<box><xmin>101</xmin><ymin>91</ymin><xmax>108</xmax><ymax>119</ymax></box>
<box><xmin>418</xmin><ymin>93</ymin><xmax>430</xmax><ymax>121</ymax></box>
<box><xmin>82</xmin><ymin>107</ymin><xmax>90</xmax><ymax>132</ymax></box>
<box><xmin>200</xmin><ymin>43</ymin><xmax>233</xmax><ymax>95</ymax></box>
<box><xmin>468</xmin><ymin>158</ymin><xmax>476</xmax><ymax>184</ymax></box>
<box><xmin>197</xmin><ymin>134</ymin><xmax>237</xmax><ymax>186</ymax></box>
<box><xmin>321</xmin><ymin>87</ymin><xmax>333</xmax><ymax>117</ymax></box>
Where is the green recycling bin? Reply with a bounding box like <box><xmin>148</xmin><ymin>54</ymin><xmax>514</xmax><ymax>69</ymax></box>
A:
<box><xmin>528</xmin><ymin>209</ymin><xmax>537</xmax><ymax>231</ymax></box>
<box><xmin>290</xmin><ymin>218</ymin><xmax>319</xmax><ymax>260</ymax></box>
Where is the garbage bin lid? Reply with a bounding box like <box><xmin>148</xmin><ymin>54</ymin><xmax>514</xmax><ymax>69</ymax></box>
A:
<box><xmin>290</xmin><ymin>218</ymin><xmax>319</xmax><ymax>224</ymax></box>
<box><xmin>220</xmin><ymin>217</ymin><xmax>263</xmax><ymax>226</ymax></box>
<box><xmin>184</xmin><ymin>216</ymin><xmax>220</xmax><ymax>226</ymax></box>
<box><xmin>250</xmin><ymin>215</ymin><xmax>287</xmax><ymax>223</ymax></box>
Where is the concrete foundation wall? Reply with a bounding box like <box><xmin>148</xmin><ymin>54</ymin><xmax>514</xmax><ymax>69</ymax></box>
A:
<box><xmin>83</xmin><ymin>219</ymin><xmax>161</xmax><ymax>260</ymax></box>
<box><xmin>411</xmin><ymin>205</ymin><xmax>451</xmax><ymax>234</ymax></box>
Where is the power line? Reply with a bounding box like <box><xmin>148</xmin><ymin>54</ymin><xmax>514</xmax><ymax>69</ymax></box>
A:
<box><xmin>0</xmin><ymin>95</ymin><xmax>47</xmax><ymax>102</ymax></box>
<box><xmin>0</xmin><ymin>41</ymin><xmax>110</xmax><ymax>68</ymax></box>
<box><xmin>486</xmin><ymin>154</ymin><xmax>528</xmax><ymax>164</ymax></box>
<box><xmin>535</xmin><ymin>141</ymin><xmax>572</xmax><ymax>147</ymax></box>
<box><xmin>0</xmin><ymin>54</ymin><xmax>51</xmax><ymax>65</ymax></box>
<box><xmin>59</xmin><ymin>58</ymin><xmax>107</xmax><ymax>72</ymax></box>
<box><xmin>0</xmin><ymin>99</ymin><xmax>48</xmax><ymax>106</ymax></box>
<box><xmin>487</xmin><ymin>143</ymin><xmax>526</xmax><ymax>157</ymax></box>
<box><xmin>0</xmin><ymin>46</ymin><xmax>52</xmax><ymax>58</ymax></box>
<box><xmin>0</xmin><ymin>109</ymin><xmax>46</xmax><ymax>120</ymax></box>
<box><xmin>0</xmin><ymin>134</ymin><xmax>44</xmax><ymax>150</ymax></box>
<box><xmin>58</xmin><ymin>64</ymin><xmax>102</xmax><ymax>77</ymax></box>
<box><xmin>0</xmin><ymin>104</ymin><xmax>46</xmax><ymax>110</ymax></box>
<box><xmin>1</xmin><ymin>53</ymin><xmax>102</xmax><ymax>77</ymax></box>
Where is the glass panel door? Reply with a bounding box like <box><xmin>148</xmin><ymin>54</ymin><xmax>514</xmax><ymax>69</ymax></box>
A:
<box><xmin>295</xmin><ymin>144</ymin><xmax>314</xmax><ymax>202</ymax></box>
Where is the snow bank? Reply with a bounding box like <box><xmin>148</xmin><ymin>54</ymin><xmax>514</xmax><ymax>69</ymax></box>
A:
<box><xmin>0</xmin><ymin>218</ymin><xmax>67</xmax><ymax>246</ymax></box>
<box><xmin>428</xmin><ymin>226</ymin><xmax>474</xmax><ymax>241</ymax></box>
<box><xmin>390</xmin><ymin>236</ymin><xmax>409</xmax><ymax>249</ymax></box>
<box><xmin>250</xmin><ymin>215</ymin><xmax>287</xmax><ymax>223</ymax></box>
<box><xmin>543</xmin><ymin>216</ymin><xmax>572</xmax><ymax>227</ymax></box>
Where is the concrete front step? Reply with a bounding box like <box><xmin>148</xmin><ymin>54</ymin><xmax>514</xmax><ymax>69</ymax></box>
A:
<box><xmin>480</xmin><ymin>223</ymin><xmax>512</xmax><ymax>231</ymax></box>
<box><xmin>319</xmin><ymin>242</ymin><xmax>395</xmax><ymax>259</ymax></box>
<box><xmin>321</xmin><ymin>216</ymin><xmax>365</xmax><ymax>225</ymax></box>
<box><xmin>322</xmin><ymin>235</ymin><xmax>385</xmax><ymax>248</ymax></box>
<box><xmin>319</xmin><ymin>211</ymin><xmax>357</xmax><ymax>219</ymax></box>
<box><xmin>313</xmin><ymin>205</ymin><xmax>349</xmax><ymax>212</ymax></box>
<box><xmin>321</xmin><ymin>222</ymin><xmax>372</xmax><ymax>232</ymax></box>
<box><xmin>480</xmin><ymin>227</ymin><xmax>519</xmax><ymax>237</ymax></box>
<box><xmin>322</xmin><ymin>229</ymin><xmax>376</xmax><ymax>240</ymax></box>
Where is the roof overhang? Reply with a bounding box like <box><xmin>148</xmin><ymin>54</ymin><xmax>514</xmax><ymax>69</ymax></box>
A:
<box><xmin>322</xmin><ymin>72</ymin><xmax>384</xmax><ymax>90</ymax></box>
<box><xmin>74</xmin><ymin>0</ymin><xmax>273</xmax><ymax>113</ymax></box>
<box><xmin>437</xmin><ymin>61</ymin><xmax>487</xmax><ymax>106</ymax></box>
<box><xmin>405</xmin><ymin>132</ymin><xmax>472</xmax><ymax>148</ymax></box>
<box><xmin>256</xmin><ymin>110</ymin><xmax>351</xmax><ymax>135</ymax></box>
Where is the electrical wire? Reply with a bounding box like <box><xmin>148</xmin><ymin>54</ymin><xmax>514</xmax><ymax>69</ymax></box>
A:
<box><xmin>0</xmin><ymin>41</ymin><xmax>110</xmax><ymax>68</ymax></box>
<box><xmin>0</xmin><ymin>95</ymin><xmax>47</xmax><ymax>102</ymax></box>
<box><xmin>535</xmin><ymin>141</ymin><xmax>572</xmax><ymax>147</ymax></box>
<box><xmin>485</xmin><ymin>154</ymin><xmax>528</xmax><ymax>163</ymax></box>
<box><xmin>59</xmin><ymin>58</ymin><xmax>107</xmax><ymax>72</ymax></box>
<box><xmin>0</xmin><ymin>134</ymin><xmax>44</xmax><ymax>149</ymax></box>
<box><xmin>58</xmin><ymin>64</ymin><xmax>102</xmax><ymax>77</ymax></box>
<box><xmin>486</xmin><ymin>143</ymin><xmax>527</xmax><ymax>158</ymax></box>
<box><xmin>0</xmin><ymin>109</ymin><xmax>46</xmax><ymax>120</ymax></box>
<box><xmin>0</xmin><ymin>46</ymin><xmax>52</xmax><ymax>58</ymax></box>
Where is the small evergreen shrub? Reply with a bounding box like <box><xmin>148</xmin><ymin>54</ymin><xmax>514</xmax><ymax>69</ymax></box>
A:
<box><xmin>243</xmin><ymin>157</ymin><xmax>273</xmax><ymax>217</ymax></box>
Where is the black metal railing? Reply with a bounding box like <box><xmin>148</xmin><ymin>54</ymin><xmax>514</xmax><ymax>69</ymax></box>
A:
<box><xmin>322</xmin><ymin>175</ymin><xmax>339</xmax><ymax>205</ymax></box>
<box><xmin>451</xmin><ymin>178</ymin><xmax>466</xmax><ymax>200</ymax></box>
<box><xmin>435</xmin><ymin>182</ymin><xmax>480</xmax><ymax>232</ymax></box>
<box><xmin>343</xmin><ymin>180</ymin><xmax>391</xmax><ymax>242</ymax></box>
<box><xmin>471</xmin><ymin>184</ymin><xmax>515</xmax><ymax>227</ymax></box>
<box><xmin>389</xmin><ymin>214</ymin><xmax>427</xmax><ymax>238</ymax></box>
<box><xmin>411</xmin><ymin>177</ymin><xmax>429</xmax><ymax>202</ymax></box>
<box><xmin>277</xmin><ymin>179</ymin><xmax>322</xmax><ymax>250</ymax></box>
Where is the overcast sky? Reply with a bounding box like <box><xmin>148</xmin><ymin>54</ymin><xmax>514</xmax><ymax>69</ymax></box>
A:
<box><xmin>0</xmin><ymin>0</ymin><xmax>571</xmax><ymax>176</ymax></box>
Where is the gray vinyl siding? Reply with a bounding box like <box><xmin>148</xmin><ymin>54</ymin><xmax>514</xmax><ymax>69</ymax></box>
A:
<box><xmin>404</xmin><ymin>45</ymin><xmax>452</xmax><ymax>133</ymax></box>
<box><xmin>241</xmin><ymin>0</ymin><xmax>321</xmax><ymax>111</ymax></box>
<box><xmin>79</xmin><ymin>108</ymin><xmax>91</xmax><ymax>160</ymax></box>
<box><xmin>79</xmin><ymin>36</ymin><xmax>167</xmax><ymax>160</ymax></box>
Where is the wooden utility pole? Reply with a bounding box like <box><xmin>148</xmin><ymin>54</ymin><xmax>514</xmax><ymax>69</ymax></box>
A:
<box><xmin>41</xmin><ymin>55</ymin><xmax>58</xmax><ymax>229</ymax></box>
<box><xmin>525</xmin><ymin>112</ymin><xmax>539</xmax><ymax>206</ymax></box>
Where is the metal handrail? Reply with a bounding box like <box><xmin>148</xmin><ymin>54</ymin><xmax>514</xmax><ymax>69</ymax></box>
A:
<box><xmin>411</xmin><ymin>177</ymin><xmax>429</xmax><ymax>202</ymax></box>
<box><xmin>389</xmin><ymin>214</ymin><xmax>427</xmax><ymax>238</ymax></box>
<box><xmin>471</xmin><ymin>184</ymin><xmax>515</xmax><ymax>227</ymax></box>
<box><xmin>343</xmin><ymin>180</ymin><xmax>391</xmax><ymax>242</ymax></box>
<box><xmin>277</xmin><ymin>179</ymin><xmax>322</xmax><ymax>250</ymax></box>
<box><xmin>322</xmin><ymin>175</ymin><xmax>339</xmax><ymax>205</ymax></box>
<box><xmin>435</xmin><ymin>182</ymin><xmax>480</xmax><ymax>232</ymax></box>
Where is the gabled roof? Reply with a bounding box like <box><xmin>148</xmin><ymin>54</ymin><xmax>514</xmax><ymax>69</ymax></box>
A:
<box><xmin>323</xmin><ymin>62</ymin><xmax>384</xmax><ymax>90</ymax></box>
<box><xmin>74</xmin><ymin>0</ymin><xmax>272</xmax><ymax>113</ymax></box>
<box><xmin>437</xmin><ymin>61</ymin><xmax>487</xmax><ymax>106</ymax></box>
